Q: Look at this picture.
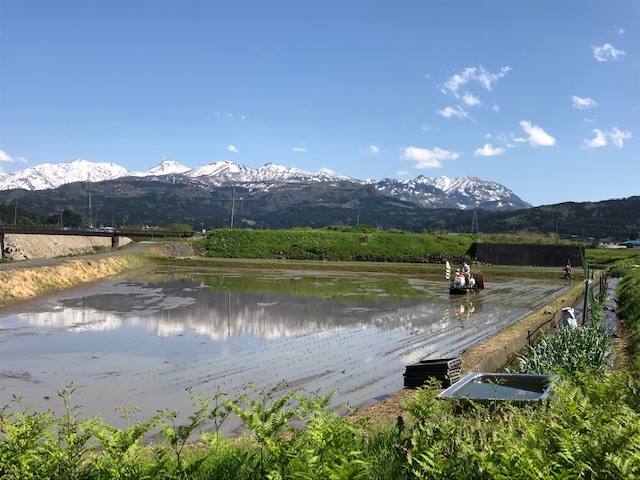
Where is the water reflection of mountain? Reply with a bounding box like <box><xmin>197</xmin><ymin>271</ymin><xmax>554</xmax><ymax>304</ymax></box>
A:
<box><xmin>19</xmin><ymin>277</ymin><xmax>439</xmax><ymax>340</ymax></box>
<box><xmin>16</xmin><ymin>275</ymin><xmax>540</xmax><ymax>345</ymax></box>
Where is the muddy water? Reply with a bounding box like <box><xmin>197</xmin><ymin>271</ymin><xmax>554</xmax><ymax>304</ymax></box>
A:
<box><xmin>0</xmin><ymin>269</ymin><xmax>569</xmax><ymax>435</ymax></box>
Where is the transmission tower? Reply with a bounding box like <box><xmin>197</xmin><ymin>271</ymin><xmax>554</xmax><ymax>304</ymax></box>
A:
<box><xmin>471</xmin><ymin>207</ymin><xmax>479</xmax><ymax>234</ymax></box>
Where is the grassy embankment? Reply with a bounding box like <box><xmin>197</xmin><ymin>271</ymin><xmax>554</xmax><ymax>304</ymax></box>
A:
<box><xmin>153</xmin><ymin>228</ymin><xmax>640</xmax><ymax>280</ymax></box>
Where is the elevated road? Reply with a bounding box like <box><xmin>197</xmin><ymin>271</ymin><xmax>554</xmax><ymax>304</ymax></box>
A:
<box><xmin>0</xmin><ymin>225</ymin><xmax>192</xmax><ymax>259</ymax></box>
<box><xmin>0</xmin><ymin>225</ymin><xmax>193</xmax><ymax>238</ymax></box>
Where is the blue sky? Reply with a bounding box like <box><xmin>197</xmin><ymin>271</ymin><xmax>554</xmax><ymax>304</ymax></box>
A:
<box><xmin>0</xmin><ymin>0</ymin><xmax>638</xmax><ymax>207</ymax></box>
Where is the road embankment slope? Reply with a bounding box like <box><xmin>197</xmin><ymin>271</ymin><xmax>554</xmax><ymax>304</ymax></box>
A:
<box><xmin>0</xmin><ymin>241</ymin><xmax>173</xmax><ymax>307</ymax></box>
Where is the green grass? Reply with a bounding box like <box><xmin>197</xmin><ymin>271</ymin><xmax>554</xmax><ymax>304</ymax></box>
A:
<box><xmin>617</xmin><ymin>268</ymin><xmax>640</xmax><ymax>384</ymax></box>
<box><xmin>196</xmin><ymin>228</ymin><xmax>637</xmax><ymax>268</ymax></box>
<box><xmin>585</xmin><ymin>246</ymin><xmax>640</xmax><ymax>268</ymax></box>
<box><xmin>197</xmin><ymin>228</ymin><xmax>477</xmax><ymax>261</ymax></box>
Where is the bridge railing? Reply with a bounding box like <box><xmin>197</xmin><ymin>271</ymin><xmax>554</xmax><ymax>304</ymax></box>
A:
<box><xmin>0</xmin><ymin>225</ymin><xmax>194</xmax><ymax>238</ymax></box>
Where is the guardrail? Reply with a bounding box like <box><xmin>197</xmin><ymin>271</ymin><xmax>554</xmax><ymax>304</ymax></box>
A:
<box><xmin>0</xmin><ymin>225</ymin><xmax>193</xmax><ymax>238</ymax></box>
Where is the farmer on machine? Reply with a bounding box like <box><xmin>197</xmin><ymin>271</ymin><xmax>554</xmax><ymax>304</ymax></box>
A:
<box><xmin>459</xmin><ymin>261</ymin><xmax>470</xmax><ymax>285</ymax></box>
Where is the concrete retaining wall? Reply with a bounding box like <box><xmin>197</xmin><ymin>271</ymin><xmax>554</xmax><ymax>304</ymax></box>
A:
<box><xmin>475</xmin><ymin>243</ymin><xmax>582</xmax><ymax>267</ymax></box>
<box><xmin>1</xmin><ymin>234</ymin><xmax>131</xmax><ymax>260</ymax></box>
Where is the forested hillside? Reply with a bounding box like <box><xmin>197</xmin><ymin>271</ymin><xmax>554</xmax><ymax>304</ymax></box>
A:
<box><xmin>0</xmin><ymin>178</ymin><xmax>637</xmax><ymax>242</ymax></box>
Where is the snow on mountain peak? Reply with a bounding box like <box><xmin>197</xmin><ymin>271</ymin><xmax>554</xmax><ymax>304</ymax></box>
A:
<box><xmin>0</xmin><ymin>158</ymin><xmax>129</xmax><ymax>190</ymax></box>
<box><xmin>145</xmin><ymin>159</ymin><xmax>190</xmax><ymax>176</ymax></box>
<box><xmin>186</xmin><ymin>160</ymin><xmax>253</xmax><ymax>179</ymax></box>
<box><xmin>0</xmin><ymin>158</ymin><xmax>530</xmax><ymax>210</ymax></box>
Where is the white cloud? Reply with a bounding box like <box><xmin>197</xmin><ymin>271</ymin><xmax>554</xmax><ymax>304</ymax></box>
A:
<box><xmin>442</xmin><ymin>68</ymin><xmax>474</xmax><ymax>96</ymax></box>
<box><xmin>397</xmin><ymin>170</ymin><xmax>411</xmax><ymax>176</ymax></box>
<box><xmin>519</xmin><ymin>121</ymin><xmax>556</xmax><ymax>146</ymax></box>
<box><xmin>572</xmin><ymin>96</ymin><xmax>598</xmax><ymax>109</ymax></box>
<box><xmin>369</xmin><ymin>145</ymin><xmax>380</xmax><ymax>154</ymax></box>
<box><xmin>462</xmin><ymin>92</ymin><xmax>480</xmax><ymax>107</ymax></box>
<box><xmin>474</xmin><ymin>143</ymin><xmax>505</xmax><ymax>157</ymax></box>
<box><xmin>592</xmin><ymin>43</ymin><xmax>626</xmax><ymax>61</ymax></box>
<box><xmin>442</xmin><ymin>66</ymin><xmax>510</xmax><ymax>97</ymax></box>
<box><xmin>292</xmin><ymin>147</ymin><xmax>307</xmax><ymax>152</ymax></box>
<box><xmin>584</xmin><ymin>129</ymin><xmax>607</xmax><ymax>148</ymax></box>
<box><xmin>492</xmin><ymin>104</ymin><xmax>501</xmax><ymax>113</ymax></box>
<box><xmin>401</xmin><ymin>146</ymin><xmax>460</xmax><ymax>169</ymax></box>
<box><xmin>0</xmin><ymin>150</ymin><xmax>13</xmax><ymax>162</ymax></box>
<box><xmin>476</xmin><ymin>66</ymin><xmax>511</xmax><ymax>91</ymax></box>
<box><xmin>499</xmin><ymin>133</ymin><xmax>526</xmax><ymax>147</ymax></box>
<box><xmin>609</xmin><ymin>127</ymin><xmax>632</xmax><ymax>148</ymax></box>
<box><xmin>227</xmin><ymin>145</ymin><xmax>239</xmax><ymax>153</ymax></box>
<box><xmin>437</xmin><ymin>105</ymin><xmax>468</xmax><ymax>118</ymax></box>
<box><xmin>583</xmin><ymin>127</ymin><xmax>632</xmax><ymax>148</ymax></box>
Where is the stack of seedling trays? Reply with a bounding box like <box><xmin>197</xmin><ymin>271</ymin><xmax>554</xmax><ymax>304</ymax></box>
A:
<box><xmin>403</xmin><ymin>357</ymin><xmax>462</xmax><ymax>389</ymax></box>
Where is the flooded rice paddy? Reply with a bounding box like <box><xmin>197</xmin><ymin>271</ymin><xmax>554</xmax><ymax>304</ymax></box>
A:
<box><xmin>0</xmin><ymin>269</ymin><xmax>569</xmax><ymax>435</ymax></box>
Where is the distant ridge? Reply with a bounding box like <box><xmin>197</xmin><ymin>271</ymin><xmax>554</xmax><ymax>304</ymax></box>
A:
<box><xmin>0</xmin><ymin>158</ymin><xmax>531</xmax><ymax>211</ymax></box>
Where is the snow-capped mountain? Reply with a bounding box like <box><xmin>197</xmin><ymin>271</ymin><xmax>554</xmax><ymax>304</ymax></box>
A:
<box><xmin>141</xmin><ymin>159</ymin><xmax>190</xmax><ymax>176</ymax></box>
<box><xmin>0</xmin><ymin>159</ymin><xmax>130</xmax><ymax>191</ymax></box>
<box><xmin>184</xmin><ymin>160</ymin><xmax>352</xmax><ymax>186</ymax></box>
<box><xmin>0</xmin><ymin>158</ymin><xmax>530</xmax><ymax>210</ymax></box>
<box><xmin>373</xmin><ymin>175</ymin><xmax>526</xmax><ymax>210</ymax></box>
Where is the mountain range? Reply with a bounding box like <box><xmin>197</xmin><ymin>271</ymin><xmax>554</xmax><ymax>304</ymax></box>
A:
<box><xmin>0</xmin><ymin>159</ymin><xmax>530</xmax><ymax>211</ymax></box>
<box><xmin>1</xmin><ymin>159</ymin><xmax>637</xmax><ymax>241</ymax></box>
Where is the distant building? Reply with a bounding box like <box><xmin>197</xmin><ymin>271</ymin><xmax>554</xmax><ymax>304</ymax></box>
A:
<box><xmin>620</xmin><ymin>240</ymin><xmax>640</xmax><ymax>248</ymax></box>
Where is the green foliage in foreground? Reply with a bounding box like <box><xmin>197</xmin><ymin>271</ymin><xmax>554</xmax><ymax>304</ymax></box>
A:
<box><xmin>2</xmin><ymin>372</ymin><xmax>640</xmax><ymax>479</ymax></box>
<box><xmin>403</xmin><ymin>372</ymin><xmax>640</xmax><ymax>479</ymax></box>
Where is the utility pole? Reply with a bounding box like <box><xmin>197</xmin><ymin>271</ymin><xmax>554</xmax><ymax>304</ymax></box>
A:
<box><xmin>14</xmin><ymin>201</ymin><xmax>17</xmax><ymax>225</ymax></box>
<box><xmin>230</xmin><ymin>185</ymin><xmax>236</xmax><ymax>228</ymax></box>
